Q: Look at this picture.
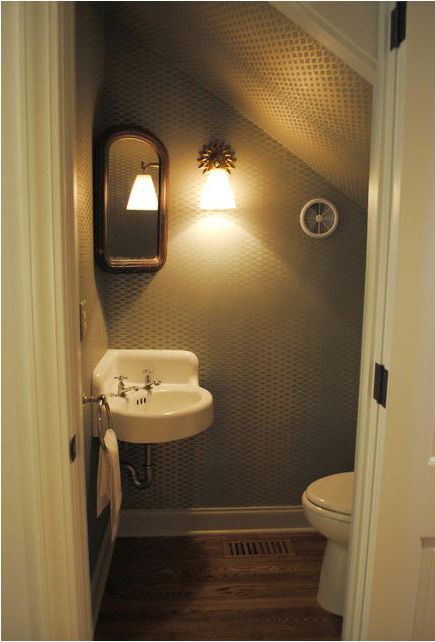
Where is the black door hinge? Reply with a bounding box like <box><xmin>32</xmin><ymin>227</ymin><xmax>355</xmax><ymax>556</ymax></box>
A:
<box><xmin>390</xmin><ymin>2</ymin><xmax>407</xmax><ymax>50</ymax></box>
<box><xmin>69</xmin><ymin>435</ymin><xmax>77</xmax><ymax>462</ymax></box>
<box><xmin>373</xmin><ymin>363</ymin><xmax>389</xmax><ymax>408</ymax></box>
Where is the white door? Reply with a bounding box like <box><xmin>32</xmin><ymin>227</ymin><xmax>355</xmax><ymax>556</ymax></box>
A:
<box><xmin>2</xmin><ymin>3</ymin><xmax>92</xmax><ymax>639</ymax></box>
<box><xmin>352</xmin><ymin>3</ymin><xmax>435</xmax><ymax>639</ymax></box>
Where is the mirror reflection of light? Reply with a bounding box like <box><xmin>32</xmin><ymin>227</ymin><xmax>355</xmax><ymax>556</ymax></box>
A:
<box><xmin>126</xmin><ymin>174</ymin><xmax>158</xmax><ymax>211</ymax></box>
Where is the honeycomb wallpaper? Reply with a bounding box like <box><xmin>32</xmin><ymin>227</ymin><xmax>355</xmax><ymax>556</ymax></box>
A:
<box><xmin>95</xmin><ymin>13</ymin><xmax>368</xmax><ymax>510</ymax></box>
<box><xmin>104</xmin><ymin>1</ymin><xmax>372</xmax><ymax>206</ymax></box>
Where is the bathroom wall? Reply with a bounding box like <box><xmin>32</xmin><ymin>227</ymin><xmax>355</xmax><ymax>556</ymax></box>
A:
<box><xmin>97</xmin><ymin>17</ymin><xmax>368</xmax><ymax>509</ymax></box>
<box><xmin>104</xmin><ymin>1</ymin><xmax>373</xmax><ymax>206</ymax></box>
<box><xmin>75</xmin><ymin>3</ymin><xmax>110</xmax><ymax>575</ymax></box>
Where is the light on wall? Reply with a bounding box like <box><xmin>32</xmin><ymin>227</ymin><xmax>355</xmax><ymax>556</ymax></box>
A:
<box><xmin>198</xmin><ymin>142</ymin><xmax>236</xmax><ymax>210</ymax></box>
<box><xmin>126</xmin><ymin>162</ymin><xmax>159</xmax><ymax>211</ymax></box>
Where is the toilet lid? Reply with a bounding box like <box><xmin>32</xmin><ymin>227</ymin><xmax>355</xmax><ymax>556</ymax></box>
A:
<box><xmin>306</xmin><ymin>472</ymin><xmax>354</xmax><ymax>515</ymax></box>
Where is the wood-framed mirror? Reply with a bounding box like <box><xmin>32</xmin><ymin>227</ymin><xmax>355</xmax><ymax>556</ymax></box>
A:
<box><xmin>94</xmin><ymin>126</ymin><xmax>169</xmax><ymax>272</ymax></box>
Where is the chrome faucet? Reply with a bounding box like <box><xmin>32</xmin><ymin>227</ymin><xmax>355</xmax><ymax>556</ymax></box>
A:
<box><xmin>114</xmin><ymin>375</ymin><xmax>139</xmax><ymax>397</ymax></box>
<box><xmin>142</xmin><ymin>368</ymin><xmax>161</xmax><ymax>392</ymax></box>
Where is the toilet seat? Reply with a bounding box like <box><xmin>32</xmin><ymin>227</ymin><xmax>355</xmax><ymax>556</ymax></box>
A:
<box><xmin>306</xmin><ymin>472</ymin><xmax>353</xmax><ymax>515</ymax></box>
<box><xmin>302</xmin><ymin>492</ymin><xmax>351</xmax><ymax>523</ymax></box>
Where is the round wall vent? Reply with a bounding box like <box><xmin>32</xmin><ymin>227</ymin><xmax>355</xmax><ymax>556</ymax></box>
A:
<box><xmin>300</xmin><ymin>198</ymin><xmax>339</xmax><ymax>238</ymax></box>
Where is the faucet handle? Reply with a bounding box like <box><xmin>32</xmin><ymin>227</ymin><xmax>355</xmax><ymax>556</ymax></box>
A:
<box><xmin>141</xmin><ymin>368</ymin><xmax>161</xmax><ymax>389</ymax></box>
<box><xmin>114</xmin><ymin>375</ymin><xmax>128</xmax><ymax>381</ymax></box>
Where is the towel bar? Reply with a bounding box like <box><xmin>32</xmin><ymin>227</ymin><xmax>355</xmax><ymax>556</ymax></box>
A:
<box><xmin>82</xmin><ymin>394</ymin><xmax>113</xmax><ymax>451</ymax></box>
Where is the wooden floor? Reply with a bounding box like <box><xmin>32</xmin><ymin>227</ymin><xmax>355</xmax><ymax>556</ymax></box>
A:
<box><xmin>95</xmin><ymin>532</ymin><xmax>342</xmax><ymax>641</ymax></box>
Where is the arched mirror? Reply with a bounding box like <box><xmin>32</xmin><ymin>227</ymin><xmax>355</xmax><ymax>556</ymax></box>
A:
<box><xmin>94</xmin><ymin>126</ymin><xmax>168</xmax><ymax>272</ymax></box>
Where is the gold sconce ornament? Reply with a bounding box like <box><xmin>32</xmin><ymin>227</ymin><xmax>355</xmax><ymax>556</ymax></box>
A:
<box><xmin>198</xmin><ymin>141</ymin><xmax>236</xmax><ymax>174</ymax></box>
<box><xmin>198</xmin><ymin>142</ymin><xmax>236</xmax><ymax>210</ymax></box>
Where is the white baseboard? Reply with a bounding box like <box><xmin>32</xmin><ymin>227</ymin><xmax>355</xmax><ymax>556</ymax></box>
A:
<box><xmin>91</xmin><ymin>525</ymin><xmax>115</xmax><ymax>630</ymax></box>
<box><xmin>119</xmin><ymin>505</ymin><xmax>312</xmax><ymax>537</ymax></box>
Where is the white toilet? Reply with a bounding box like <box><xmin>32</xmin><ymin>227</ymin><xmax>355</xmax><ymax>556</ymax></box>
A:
<box><xmin>302</xmin><ymin>471</ymin><xmax>354</xmax><ymax>616</ymax></box>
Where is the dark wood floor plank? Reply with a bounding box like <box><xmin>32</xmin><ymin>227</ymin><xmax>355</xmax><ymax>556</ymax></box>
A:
<box><xmin>95</xmin><ymin>532</ymin><xmax>342</xmax><ymax>641</ymax></box>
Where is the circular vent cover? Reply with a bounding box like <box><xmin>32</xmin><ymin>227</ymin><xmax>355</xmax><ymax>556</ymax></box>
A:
<box><xmin>300</xmin><ymin>198</ymin><xmax>339</xmax><ymax>238</ymax></box>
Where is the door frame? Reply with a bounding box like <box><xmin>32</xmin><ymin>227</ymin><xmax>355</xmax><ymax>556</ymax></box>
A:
<box><xmin>2</xmin><ymin>2</ymin><xmax>92</xmax><ymax>639</ymax></box>
<box><xmin>345</xmin><ymin>1</ymin><xmax>435</xmax><ymax>638</ymax></box>
<box><xmin>2</xmin><ymin>1</ymin><xmax>415</xmax><ymax>639</ymax></box>
<box><xmin>343</xmin><ymin>2</ymin><xmax>408</xmax><ymax>638</ymax></box>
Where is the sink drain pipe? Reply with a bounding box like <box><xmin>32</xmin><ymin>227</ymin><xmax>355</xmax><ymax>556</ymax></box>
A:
<box><xmin>120</xmin><ymin>444</ymin><xmax>153</xmax><ymax>489</ymax></box>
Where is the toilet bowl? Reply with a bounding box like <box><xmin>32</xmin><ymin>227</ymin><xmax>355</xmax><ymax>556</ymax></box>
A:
<box><xmin>302</xmin><ymin>471</ymin><xmax>354</xmax><ymax>616</ymax></box>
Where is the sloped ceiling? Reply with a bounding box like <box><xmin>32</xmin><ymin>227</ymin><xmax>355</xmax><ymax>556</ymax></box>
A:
<box><xmin>103</xmin><ymin>1</ymin><xmax>372</xmax><ymax>206</ymax></box>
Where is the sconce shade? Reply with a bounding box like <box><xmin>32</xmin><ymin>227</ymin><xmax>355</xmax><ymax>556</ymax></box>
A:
<box><xmin>126</xmin><ymin>173</ymin><xmax>158</xmax><ymax>211</ymax></box>
<box><xmin>200</xmin><ymin>168</ymin><xmax>236</xmax><ymax>210</ymax></box>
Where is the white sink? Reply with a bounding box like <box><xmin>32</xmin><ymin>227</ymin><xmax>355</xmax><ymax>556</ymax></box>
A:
<box><xmin>92</xmin><ymin>350</ymin><xmax>213</xmax><ymax>443</ymax></box>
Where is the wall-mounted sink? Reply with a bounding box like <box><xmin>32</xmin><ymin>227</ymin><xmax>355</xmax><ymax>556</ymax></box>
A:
<box><xmin>92</xmin><ymin>350</ymin><xmax>213</xmax><ymax>443</ymax></box>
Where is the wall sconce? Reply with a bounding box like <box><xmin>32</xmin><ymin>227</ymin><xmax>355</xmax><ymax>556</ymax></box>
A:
<box><xmin>198</xmin><ymin>142</ymin><xmax>236</xmax><ymax>210</ymax></box>
<box><xmin>126</xmin><ymin>162</ymin><xmax>159</xmax><ymax>211</ymax></box>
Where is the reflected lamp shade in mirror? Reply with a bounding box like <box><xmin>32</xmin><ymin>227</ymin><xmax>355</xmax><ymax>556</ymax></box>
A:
<box><xmin>126</xmin><ymin>173</ymin><xmax>158</xmax><ymax>211</ymax></box>
<box><xmin>200</xmin><ymin>168</ymin><xmax>236</xmax><ymax>210</ymax></box>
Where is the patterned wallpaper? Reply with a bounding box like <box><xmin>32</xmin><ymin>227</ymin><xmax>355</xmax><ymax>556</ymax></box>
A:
<box><xmin>104</xmin><ymin>1</ymin><xmax>372</xmax><ymax>206</ymax></box>
<box><xmin>96</xmin><ymin>16</ymin><xmax>368</xmax><ymax>510</ymax></box>
<box><xmin>75</xmin><ymin>3</ymin><xmax>109</xmax><ymax>576</ymax></box>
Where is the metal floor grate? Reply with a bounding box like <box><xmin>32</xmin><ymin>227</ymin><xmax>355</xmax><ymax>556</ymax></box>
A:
<box><xmin>223</xmin><ymin>538</ymin><xmax>295</xmax><ymax>558</ymax></box>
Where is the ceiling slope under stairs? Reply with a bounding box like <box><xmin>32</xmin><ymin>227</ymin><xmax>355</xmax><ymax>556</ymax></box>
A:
<box><xmin>104</xmin><ymin>1</ymin><xmax>372</xmax><ymax>207</ymax></box>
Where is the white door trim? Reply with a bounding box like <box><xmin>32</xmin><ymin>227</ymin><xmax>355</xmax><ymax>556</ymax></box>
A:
<box><xmin>351</xmin><ymin>2</ymin><xmax>435</xmax><ymax>637</ymax></box>
<box><xmin>2</xmin><ymin>3</ymin><xmax>92</xmax><ymax>639</ymax></box>
<box><xmin>343</xmin><ymin>3</ymin><xmax>407</xmax><ymax>638</ymax></box>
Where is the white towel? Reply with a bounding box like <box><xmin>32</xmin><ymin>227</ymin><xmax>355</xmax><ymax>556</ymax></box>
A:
<box><xmin>97</xmin><ymin>429</ymin><xmax>122</xmax><ymax>541</ymax></box>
